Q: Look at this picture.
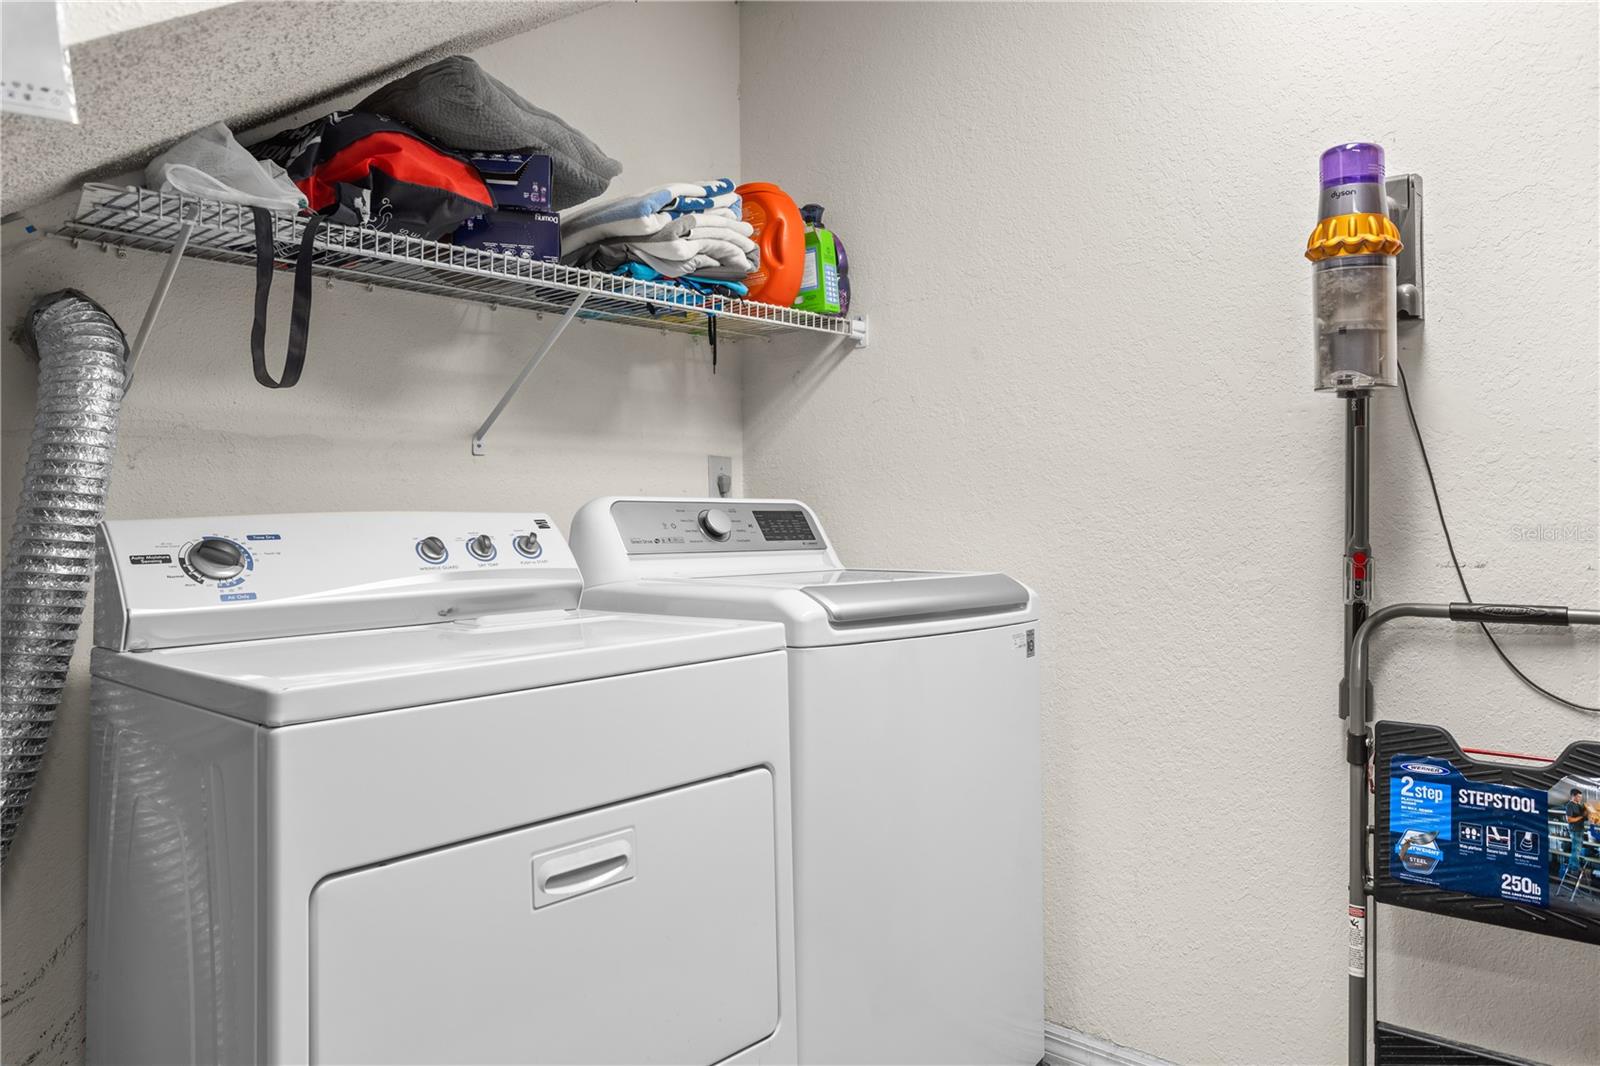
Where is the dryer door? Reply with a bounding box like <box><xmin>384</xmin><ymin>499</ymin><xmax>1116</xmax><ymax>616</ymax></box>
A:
<box><xmin>310</xmin><ymin>769</ymin><xmax>778</xmax><ymax>1064</ymax></box>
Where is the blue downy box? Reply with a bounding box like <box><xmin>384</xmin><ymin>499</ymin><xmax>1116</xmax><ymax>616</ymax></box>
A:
<box><xmin>465</xmin><ymin>150</ymin><xmax>553</xmax><ymax>211</ymax></box>
<box><xmin>452</xmin><ymin>208</ymin><xmax>561</xmax><ymax>263</ymax></box>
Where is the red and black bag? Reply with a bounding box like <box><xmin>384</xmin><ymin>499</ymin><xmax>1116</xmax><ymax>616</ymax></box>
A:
<box><xmin>244</xmin><ymin>112</ymin><xmax>492</xmax><ymax>386</ymax></box>
<box><xmin>252</xmin><ymin>110</ymin><xmax>491</xmax><ymax>238</ymax></box>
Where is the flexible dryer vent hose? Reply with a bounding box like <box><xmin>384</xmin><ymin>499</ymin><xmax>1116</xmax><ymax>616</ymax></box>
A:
<box><xmin>2</xmin><ymin>291</ymin><xmax>127</xmax><ymax>865</ymax></box>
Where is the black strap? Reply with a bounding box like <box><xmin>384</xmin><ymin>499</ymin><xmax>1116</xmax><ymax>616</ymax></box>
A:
<box><xmin>250</xmin><ymin>208</ymin><xmax>323</xmax><ymax>389</ymax></box>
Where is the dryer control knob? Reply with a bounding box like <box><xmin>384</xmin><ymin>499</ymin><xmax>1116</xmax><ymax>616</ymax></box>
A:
<box><xmin>417</xmin><ymin>537</ymin><xmax>448</xmax><ymax>564</ymax></box>
<box><xmin>468</xmin><ymin>534</ymin><xmax>496</xmax><ymax>560</ymax></box>
<box><xmin>187</xmin><ymin>537</ymin><xmax>244</xmax><ymax>580</ymax></box>
<box><xmin>698</xmin><ymin>508</ymin><xmax>733</xmax><ymax>541</ymax></box>
<box><xmin>513</xmin><ymin>533</ymin><xmax>540</xmax><ymax>557</ymax></box>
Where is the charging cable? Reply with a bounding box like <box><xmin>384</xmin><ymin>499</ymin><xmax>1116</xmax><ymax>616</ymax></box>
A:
<box><xmin>1398</xmin><ymin>363</ymin><xmax>1599</xmax><ymax>714</ymax></box>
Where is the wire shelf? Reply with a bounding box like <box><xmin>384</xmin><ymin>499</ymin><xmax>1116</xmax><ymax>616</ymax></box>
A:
<box><xmin>54</xmin><ymin>184</ymin><xmax>865</xmax><ymax>344</ymax></box>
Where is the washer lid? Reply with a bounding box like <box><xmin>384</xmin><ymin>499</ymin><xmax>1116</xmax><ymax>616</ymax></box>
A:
<box><xmin>90</xmin><ymin>610</ymin><xmax>785</xmax><ymax>727</ymax></box>
<box><xmin>793</xmin><ymin>571</ymin><xmax>1029</xmax><ymax>628</ymax></box>
<box><xmin>698</xmin><ymin>569</ymin><xmax>1029</xmax><ymax>626</ymax></box>
<box><xmin>582</xmin><ymin>569</ymin><xmax>1037</xmax><ymax>647</ymax></box>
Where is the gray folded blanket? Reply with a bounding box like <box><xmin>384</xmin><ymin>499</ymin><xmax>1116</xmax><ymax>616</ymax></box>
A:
<box><xmin>357</xmin><ymin>56</ymin><xmax>621</xmax><ymax>211</ymax></box>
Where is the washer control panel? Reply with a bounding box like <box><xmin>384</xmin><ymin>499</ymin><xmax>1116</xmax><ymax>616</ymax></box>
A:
<box><xmin>96</xmin><ymin>512</ymin><xmax>580</xmax><ymax>651</ymax></box>
<box><xmin>611</xmin><ymin>500</ymin><xmax>825</xmax><ymax>555</ymax></box>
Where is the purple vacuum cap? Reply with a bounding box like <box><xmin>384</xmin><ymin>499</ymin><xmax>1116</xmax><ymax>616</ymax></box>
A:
<box><xmin>1321</xmin><ymin>142</ymin><xmax>1385</xmax><ymax>187</ymax></box>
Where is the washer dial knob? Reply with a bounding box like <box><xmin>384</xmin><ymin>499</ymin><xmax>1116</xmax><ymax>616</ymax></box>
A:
<box><xmin>698</xmin><ymin>508</ymin><xmax>733</xmax><ymax>541</ymax></box>
<box><xmin>187</xmin><ymin>537</ymin><xmax>244</xmax><ymax>580</ymax></box>
<box><xmin>417</xmin><ymin>537</ymin><xmax>448</xmax><ymax>564</ymax></box>
<box><xmin>512</xmin><ymin>533</ymin><xmax>541</xmax><ymax>558</ymax></box>
<box><xmin>468</xmin><ymin>534</ymin><xmax>496</xmax><ymax>560</ymax></box>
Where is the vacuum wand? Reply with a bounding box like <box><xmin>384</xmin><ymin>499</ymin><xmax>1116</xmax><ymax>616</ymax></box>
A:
<box><xmin>1310</xmin><ymin>141</ymin><xmax>1404</xmax><ymax>1066</ymax></box>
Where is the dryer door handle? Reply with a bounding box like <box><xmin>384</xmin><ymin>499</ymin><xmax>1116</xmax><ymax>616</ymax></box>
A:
<box><xmin>532</xmin><ymin>829</ymin><xmax>636</xmax><ymax>908</ymax></box>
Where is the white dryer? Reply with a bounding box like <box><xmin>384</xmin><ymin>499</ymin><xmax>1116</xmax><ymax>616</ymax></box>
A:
<box><xmin>89</xmin><ymin>512</ymin><xmax>796</xmax><ymax>1065</ymax></box>
<box><xmin>570</xmin><ymin>498</ymin><xmax>1043</xmax><ymax>1066</ymax></box>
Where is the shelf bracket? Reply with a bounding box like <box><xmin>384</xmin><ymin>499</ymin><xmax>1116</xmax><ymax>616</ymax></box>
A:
<box><xmin>124</xmin><ymin>207</ymin><xmax>198</xmax><ymax>392</ymax></box>
<box><xmin>471</xmin><ymin>291</ymin><xmax>589</xmax><ymax>456</ymax></box>
<box><xmin>849</xmin><ymin>313</ymin><xmax>869</xmax><ymax>349</ymax></box>
<box><xmin>809</xmin><ymin>314</ymin><xmax>869</xmax><ymax>364</ymax></box>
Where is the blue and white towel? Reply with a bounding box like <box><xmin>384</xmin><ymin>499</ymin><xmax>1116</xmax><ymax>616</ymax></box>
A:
<box><xmin>561</xmin><ymin>178</ymin><xmax>755</xmax><ymax>278</ymax></box>
<box><xmin>562</xmin><ymin>207</ymin><xmax>751</xmax><ymax>257</ymax></box>
<box><xmin>561</xmin><ymin>179</ymin><xmax>738</xmax><ymax>231</ymax></box>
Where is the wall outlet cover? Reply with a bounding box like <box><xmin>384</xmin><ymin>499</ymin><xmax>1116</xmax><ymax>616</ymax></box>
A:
<box><xmin>707</xmin><ymin>455</ymin><xmax>733</xmax><ymax>498</ymax></box>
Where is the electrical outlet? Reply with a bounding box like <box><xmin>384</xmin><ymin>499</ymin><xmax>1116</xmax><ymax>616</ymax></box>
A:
<box><xmin>707</xmin><ymin>455</ymin><xmax>733</xmax><ymax>498</ymax></box>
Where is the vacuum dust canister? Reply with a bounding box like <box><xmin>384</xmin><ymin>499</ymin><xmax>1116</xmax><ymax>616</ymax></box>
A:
<box><xmin>1307</xmin><ymin>142</ymin><xmax>1402</xmax><ymax>391</ymax></box>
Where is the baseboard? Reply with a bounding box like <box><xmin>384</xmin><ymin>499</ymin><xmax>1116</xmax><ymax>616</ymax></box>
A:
<box><xmin>1043</xmin><ymin>1022</ymin><xmax>1176</xmax><ymax>1066</ymax></box>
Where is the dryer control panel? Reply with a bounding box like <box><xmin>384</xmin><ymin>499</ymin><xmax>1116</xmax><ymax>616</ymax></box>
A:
<box><xmin>610</xmin><ymin>501</ymin><xmax>826</xmax><ymax>555</ymax></box>
<box><xmin>96</xmin><ymin>512</ymin><xmax>581</xmax><ymax>651</ymax></box>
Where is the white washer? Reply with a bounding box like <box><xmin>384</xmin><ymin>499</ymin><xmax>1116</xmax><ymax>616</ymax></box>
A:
<box><xmin>88</xmin><ymin>512</ymin><xmax>796</xmax><ymax>1066</ymax></box>
<box><xmin>570</xmin><ymin>498</ymin><xmax>1043</xmax><ymax>1065</ymax></box>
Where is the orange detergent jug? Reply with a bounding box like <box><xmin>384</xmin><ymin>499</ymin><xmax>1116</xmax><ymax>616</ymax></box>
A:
<box><xmin>736</xmin><ymin>182</ymin><xmax>804</xmax><ymax>306</ymax></box>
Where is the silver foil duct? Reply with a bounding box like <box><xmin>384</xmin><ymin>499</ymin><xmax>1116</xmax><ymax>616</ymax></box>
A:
<box><xmin>2</xmin><ymin>290</ymin><xmax>127</xmax><ymax>864</ymax></box>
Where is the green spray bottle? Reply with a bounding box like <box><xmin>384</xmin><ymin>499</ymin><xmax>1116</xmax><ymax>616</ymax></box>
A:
<box><xmin>793</xmin><ymin>204</ymin><xmax>846</xmax><ymax>315</ymax></box>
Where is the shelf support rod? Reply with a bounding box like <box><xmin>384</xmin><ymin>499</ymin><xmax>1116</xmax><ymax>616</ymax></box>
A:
<box><xmin>472</xmin><ymin>292</ymin><xmax>589</xmax><ymax>456</ymax></box>
<box><xmin>124</xmin><ymin>210</ymin><xmax>197</xmax><ymax>393</ymax></box>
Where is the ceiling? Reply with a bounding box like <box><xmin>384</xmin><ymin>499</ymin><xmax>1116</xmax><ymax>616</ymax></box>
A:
<box><xmin>2</xmin><ymin>0</ymin><xmax>598</xmax><ymax>213</ymax></box>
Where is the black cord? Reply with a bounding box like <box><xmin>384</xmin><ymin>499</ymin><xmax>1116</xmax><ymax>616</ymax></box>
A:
<box><xmin>1397</xmin><ymin>362</ymin><xmax>1599</xmax><ymax>714</ymax></box>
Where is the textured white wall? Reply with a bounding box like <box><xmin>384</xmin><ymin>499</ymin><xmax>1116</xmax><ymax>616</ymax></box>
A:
<box><xmin>60</xmin><ymin>0</ymin><xmax>237</xmax><ymax>45</ymax></box>
<box><xmin>740</xmin><ymin>3</ymin><xmax>1598</xmax><ymax>1063</ymax></box>
<box><xmin>0</xmin><ymin>4</ymin><xmax>743</xmax><ymax>1062</ymax></box>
